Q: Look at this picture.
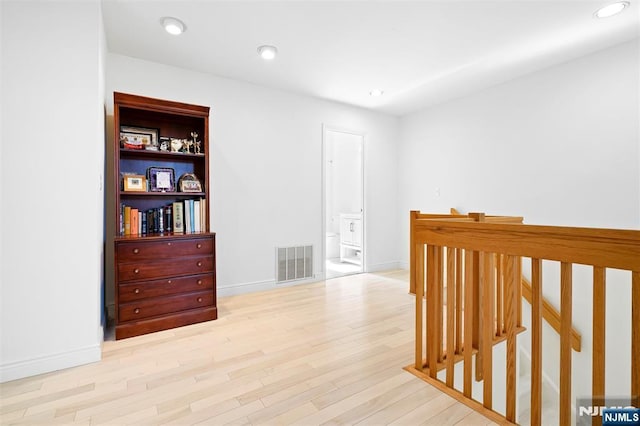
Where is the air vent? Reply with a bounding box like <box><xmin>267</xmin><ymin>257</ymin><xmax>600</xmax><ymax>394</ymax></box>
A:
<box><xmin>276</xmin><ymin>245</ymin><xmax>313</xmax><ymax>283</ymax></box>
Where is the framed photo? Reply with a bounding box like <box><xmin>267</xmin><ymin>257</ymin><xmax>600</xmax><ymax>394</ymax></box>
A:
<box><xmin>123</xmin><ymin>174</ymin><xmax>147</xmax><ymax>192</ymax></box>
<box><xmin>178</xmin><ymin>173</ymin><xmax>203</xmax><ymax>193</ymax></box>
<box><xmin>148</xmin><ymin>167</ymin><xmax>175</xmax><ymax>192</ymax></box>
<box><xmin>121</xmin><ymin>125</ymin><xmax>159</xmax><ymax>150</ymax></box>
<box><xmin>120</xmin><ymin>132</ymin><xmax>150</xmax><ymax>150</ymax></box>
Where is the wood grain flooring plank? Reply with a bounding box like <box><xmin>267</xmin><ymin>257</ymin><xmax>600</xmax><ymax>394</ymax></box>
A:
<box><xmin>0</xmin><ymin>271</ymin><xmax>494</xmax><ymax>426</ymax></box>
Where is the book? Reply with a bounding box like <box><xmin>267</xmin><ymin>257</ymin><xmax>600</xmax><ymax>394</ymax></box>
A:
<box><xmin>194</xmin><ymin>200</ymin><xmax>201</xmax><ymax>233</ymax></box>
<box><xmin>119</xmin><ymin>203</ymin><xmax>124</xmax><ymax>235</ymax></box>
<box><xmin>124</xmin><ymin>206</ymin><xmax>131</xmax><ymax>236</ymax></box>
<box><xmin>152</xmin><ymin>209</ymin><xmax>159</xmax><ymax>233</ymax></box>
<box><xmin>189</xmin><ymin>199</ymin><xmax>195</xmax><ymax>233</ymax></box>
<box><xmin>165</xmin><ymin>205</ymin><xmax>173</xmax><ymax>232</ymax></box>
<box><xmin>158</xmin><ymin>207</ymin><xmax>164</xmax><ymax>233</ymax></box>
<box><xmin>141</xmin><ymin>211</ymin><xmax>147</xmax><ymax>234</ymax></box>
<box><xmin>200</xmin><ymin>197</ymin><xmax>206</xmax><ymax>232</ymax></box>
<box><xmin>131</xmin><ymin>208</ymin><xmax>139</xmax><ymax>236</ymax></box>
<box><xmin>184</xmin><ymin>200</ymin><xmax>191</xmax><ymax>233</ymax></box>
<box><xmin>173</xmin><ymin>201</ymin><xmax>184</xmax><ymax>233</ymax></box>
<box><xmin>138</xmin><ymin>211</ymin><xmax>142</xmax><ymax>235</ymax></box>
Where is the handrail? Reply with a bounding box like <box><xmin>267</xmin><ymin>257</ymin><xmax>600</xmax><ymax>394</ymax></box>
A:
<box><xmin>407</xmin><ymin>210</ymin><xmax>640</xmax><ymax>425</ymax></box>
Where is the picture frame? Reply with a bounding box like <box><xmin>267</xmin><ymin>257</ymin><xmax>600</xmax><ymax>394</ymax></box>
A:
<box><xmin>121</xmin><ymin>125</ymin><xmax>159</xmax><ymax>150</ymax></box>
<box><xmin>123</xmin><ymin>174</ymin><xmax>147</xmax><ymax>192</ymax></box>
<box><xmin>178</xmin><ymin>173</ymin><xmax>203</xmax><ymax>193</ymax></box>
<box><xmin>120</xmin><ymin>132</ymin><xmax>150</xmax><ymax>150</ymax></box>
<box><xmin>147</xmin><ymin>167</ymin><xmax>175</xmax><ymax>192</ymax></box>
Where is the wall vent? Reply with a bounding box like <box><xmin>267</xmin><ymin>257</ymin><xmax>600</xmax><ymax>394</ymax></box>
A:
<box><xmin>276</xmin><ymin>245</ymin><xmax>313</xmax><ymax>283</ymax></box>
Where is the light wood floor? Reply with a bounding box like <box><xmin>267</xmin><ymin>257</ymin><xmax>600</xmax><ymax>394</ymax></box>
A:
<box><xmin>0</xmin><ymin>270</ymin><xmax>495</xmax><ymax>425</ymax></box>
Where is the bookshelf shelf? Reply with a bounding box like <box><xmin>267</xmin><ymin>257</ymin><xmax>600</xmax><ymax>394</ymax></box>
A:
<box><xmin>111</xmin><ymin>92</ymin><xmax>216</xmax><ymax>340</ymax></box>
<box><xmin>120</xmin><ymin>192</ymin><xmax>206</xmax><ymax>198</ymax></box>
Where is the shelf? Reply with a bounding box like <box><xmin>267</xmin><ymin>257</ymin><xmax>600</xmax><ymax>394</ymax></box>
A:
<box><xmin>120</xmin><ymin>148</ymin><xmax>205</xmax><ymax>161</ymax></box>
<box><xmin>115</xmin><ymin>231</ymin><xmax>214</xmax><ymax>241</ymax></box>
<box><xmin>120</xmin><ymin>191</ymin><xmax>205</xmax><ymax>197</ymax></box>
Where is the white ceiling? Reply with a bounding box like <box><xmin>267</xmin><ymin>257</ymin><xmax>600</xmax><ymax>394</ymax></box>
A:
<box><xmin>102</xmin><ymin>0</ymin><xmax>639</xmax><ymax>116</ymax></box>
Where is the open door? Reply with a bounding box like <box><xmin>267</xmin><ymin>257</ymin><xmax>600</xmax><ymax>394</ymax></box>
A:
<box><xmin>323</xmin><ymin>126</ymin><xmax>364</xmax><ymax>279</ymax></box>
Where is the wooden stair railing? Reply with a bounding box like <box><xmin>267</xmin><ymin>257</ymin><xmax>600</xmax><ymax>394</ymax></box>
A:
<box><xmin>411</xmin><ymin>209</ymin><xmax>583</xmax><ymax>353</ymax></box>
<box><xmin>521</xmin><ymin>276</ymin><xmax>581</xmax><ymax>352</ymax></box>
<box><xmin>406</xmin><ymin>210</ymin><xmax>640</xmax><ymax>425</ymax></box>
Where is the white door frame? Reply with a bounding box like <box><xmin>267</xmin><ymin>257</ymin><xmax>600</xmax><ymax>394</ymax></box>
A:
<box><xmin>321</xmin><ymin>124</ymin><xmax>365</xmax><ymax>279</ymax></box>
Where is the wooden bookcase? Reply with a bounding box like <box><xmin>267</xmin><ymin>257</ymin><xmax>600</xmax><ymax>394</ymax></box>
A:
<box><xmin>111</xmin><ymin>92</ymin><xmax>217</xmax><ymax>340</ymax></box>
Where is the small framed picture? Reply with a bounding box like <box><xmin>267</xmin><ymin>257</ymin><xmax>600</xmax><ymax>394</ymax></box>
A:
<box><xmin>148</xmin><ymin>167</ymin><xmax>175</xmax><ymax>192</ymax></box>
<box><xmin>121</xmin><ymin>125</ymin><xmax>159</xmax><ymax>150</ymax></box>
<box><xmin>120</xmin><ymin>132</ymin><xmax>150</xmax><ymax>150</ymax></box>
<box><xmin>123</xmin><ymin>174</ymin><xmax>147</xmax><ymax>192</ymax></box>
<box><xmin>178</xmin><ymin>173</ymin><xmax>203</xmax><ymax>193</ymax></box>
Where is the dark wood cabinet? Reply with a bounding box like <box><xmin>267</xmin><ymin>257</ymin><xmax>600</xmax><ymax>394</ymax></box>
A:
<box><xmin>112</xmin><ymin>92</ymin><xmax>217</xmax><ymax>340</ymax></box>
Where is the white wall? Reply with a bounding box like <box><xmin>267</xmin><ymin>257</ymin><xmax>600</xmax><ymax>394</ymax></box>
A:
<box><xmin>398</xmin><ymin>40</ymin><xmax>639</xmax><ymax>399</ymax></box>
<box><xmin>0</xmin><ymin>1</ymin><xmax>105</xmax><ymax>382</ymax></box>
<box><xmin>105</xmin><ymin>54</ymin><xmax>399</xmax><ymax>300</ymax></box>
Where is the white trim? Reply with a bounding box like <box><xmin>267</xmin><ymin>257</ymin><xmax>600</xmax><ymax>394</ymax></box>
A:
<box><xmin>398</xmin><ymin>261</ymin><xmax>410</xmax><ymax>270</ymax></box>
<box><xmin>217</xmin><ymin>275</ymin><xmax>322</xmax><ymax>297</ymax></box>
<box><xmin>366</xmin><ymin>261</ymin><xmax>402</xmax><ymax>273</ymax></box>
<box><xmin>1</xmin><ymin>344</ymin><xmax>101</xmax><ymax>383</ymax></box>
<box><xmin>322</xmin><ymin>124</ymin><xmax>366</xmax><ymax>278</ymax></box>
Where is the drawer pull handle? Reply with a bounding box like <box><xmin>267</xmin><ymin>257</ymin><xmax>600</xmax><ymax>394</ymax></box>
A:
<box><xmin>133</xmin><ymin>268</ymin><xmax>140</xmax><ymax>274</ymax></box>
<box><xmin>197</xmin><ymin>261</ymin><xmax>202</xmax><ymax>267</ymax></box>
<box><xmin>167</xmin><ymin>242</ymin><xmax>172</xmax><ymax>246</ymax></box>
<box><xmin>197</xmin><ymin>279</ymin><xmax>203</xmax><ymax>285</ymax></box>
<box><xmin>134</xmin><ymin>288</ymin><xmax>140</xmax><ymax>294</ymax></box>
<box><xmin>134</xmin><ymin>308</ymin><xmax>140</xmax><ymax>314</ymax></box>
<box><xmin>133</xmin><ymin>248</ymin><xmax>139</xmax><ymax>254</ymax></box>
<box><xmin>197</xmin><ymin>297</ymin><xmax>203</xmax><ymax>303</ymax></box>
<box><xmin>167</xmin><ymin>280</ymin><xmax>172</xmax><ymax>285</ymax></box>
<box><xmin>197</xmin><ymin>243</ymin><xmax>202</xmax><ymax>249</ymax></box>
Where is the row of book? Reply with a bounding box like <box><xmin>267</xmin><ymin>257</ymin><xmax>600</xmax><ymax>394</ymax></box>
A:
<box><xmin>120</xmin><ymin>198</ymin><xmax>207</xmax><ymax>236</ymax></box>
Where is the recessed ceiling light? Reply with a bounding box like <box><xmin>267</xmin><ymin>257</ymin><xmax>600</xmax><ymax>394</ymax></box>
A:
<box><xmin>257</xmin><ymin>45</ymin><xmax>278</xmax><ymax>60</ymax></box>
<box><xmin>369</xmin><ymin>89</ymin><xmax>384</xmax><ymax>97</ymax></box>
<box><xmin>594</xmin><ymin>2</ymin><xmax>629</xmax><ymax>18</ymax></box>
<box><xmin>162</xmin><ymin>17</ymin><xmax>186</xmax><ymax>35</ymax></box>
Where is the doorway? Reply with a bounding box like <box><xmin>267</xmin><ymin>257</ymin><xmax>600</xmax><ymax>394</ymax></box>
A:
<box><xmin>323</xmin><ymin>126</ymin><xmax>364</xmax><ymax>279</ymax></box>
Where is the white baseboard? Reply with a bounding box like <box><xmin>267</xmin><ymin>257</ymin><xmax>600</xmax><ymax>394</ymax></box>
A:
<box><xmin>217</xmin><ymin>275</ymin><xmax>322</xmax><ymax>297</ymax></box>
<box><xmin>366</xmin><ymin>261</ymin><xmax>402</xmax><ymax>272</ymax></box>
<box><xmin>1</xmin><ymin>343</ymin><xmax>102</xmax><ymax>383</ymax></box>
<box><xmin>397</xmin><ymin>261</ymin><xmax>409</xmax><ymax>270</ymax></box>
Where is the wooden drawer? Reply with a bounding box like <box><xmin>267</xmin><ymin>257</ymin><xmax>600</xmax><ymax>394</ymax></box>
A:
<box><xmin>119</xmin><ymin>274</ymin><xmax>214</xmax><ymax>303</ymax></box>
<box><xmin>119</xmin><ymin>290</ymin><xmax>214</xmax><ymax>322</ymax></box>
<box><xmin>118</xmin><ymin>256</ymin><xmax>214</xmax><ymax>282</ymax></box>
<box><xmin>117</xmin><ymin>237</ymin><xmax>213</xmax><ymax>262</ymax></box>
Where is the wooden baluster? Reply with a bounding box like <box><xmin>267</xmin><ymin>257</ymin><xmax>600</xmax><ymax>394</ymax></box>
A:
<box><xmin>592</xmin><ymin>266</ymin><xmax>606</xmax><ymax>426</ymax></box>
<box><xmin>470</xmin><ymin>213</ymin><xmax>485</xmax><ymax>382</ymax></box>
<box><xmin>464</xmin><ymin>249</ymin><xmax>474</xmax><ymax>397</ymax></box>
<box><xmin>414</xmin><ymin>242</ymin><xmax>425</xmax><ymax>370</ymax></box>
<box><xmin>446</xmin><ymin>247</ymin><xmax>456</xmax><ymax>387</ymax></box>
<box><xmin>504</xmin><ymin>255</ymin><xmax>517</xmax><ymax>422</ymax></box>
<box><xmin>516</xmin><ymin>256</ymin><xmax>522</xmax><ymax>327</ymax></box>
<box><xmin>427</xmin><ymin>245</ymin><xmax>439</xmax><ymax>378</ymax></box>
<box><xmin>496</xmin><ymin>253</ymin><xmax>503</xmax><ymax>338</ymax></box>
<box><xmin>456</xmin><ymin>248</ymin><xmax>463</xmax><ymax>354</ymax></box>
<box><xmin>531</xmin><ymin>258</ymin><xmax>543</xmax><ymax>426</ymax></box>
<box><xmin>482</xmin><ymin>251</ymin><xmax>494</xmax><ymax>409</ymax></box>
<box><xmin>436</xmin><ymin>246</ymin><xmax>444</xmax><ymax>364</ymax></box>
<box><xmin>409</xmin><ymin>211</ymin><xmax>418</xmax><ymax>294</ymax></box>
<box><xmin>632</xmin><ymin>271</ymin><xmax>640</xmax><ymax>400</ymax></box>
<box><xmin>559</xmin><ymin>262</ymin><xmax>573</xmax><ymax>426</ymax></box>
<box><xmin>474</xmin><ymin>250</ymin><xmax>483</xmax><ymax>381</ymax></box>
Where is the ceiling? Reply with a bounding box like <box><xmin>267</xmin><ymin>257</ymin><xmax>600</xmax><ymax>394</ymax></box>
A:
<box><xmin>102</xmin><ymin>0</ymin><xmax>639</xmax><ymax>116</ymax></box>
